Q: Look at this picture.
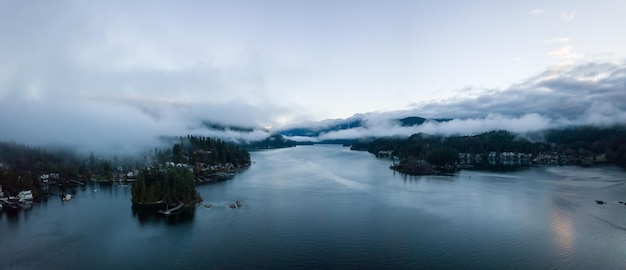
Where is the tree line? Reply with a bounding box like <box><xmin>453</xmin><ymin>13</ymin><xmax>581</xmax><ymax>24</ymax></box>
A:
<box><xmin>131</xmin><ymin>166</ymin><xmax>199</xmax><ymax>204</ymax></box>
<box><xmin>0</xmin><ymin>142</ymin><xmax>131</xmax><ymax>197</ymax></box>
<box><xmin>0</xmin><ymin>135</ymin><xmax>252</xmax><ymax>199</ymax></box>
<box><xmin>132</xmin><ymin>135</ymin><xmax>251</xmax><ymax>204</ymax></box>
<box><xmin>351</xmin><ymin>125</ymin><xmax>626</xmax><ymax>167</ymax></box>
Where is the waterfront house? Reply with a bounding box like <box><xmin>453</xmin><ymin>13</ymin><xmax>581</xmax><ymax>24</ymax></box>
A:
<box><xmin>18</xmin><ymin>190</ymin><xmax>33</xmax><ymax>201</ymax></box>
<box><xmin>40</xmin><ymin>174</ymin><xmax>50</xmax><ymax>183</ymax></box>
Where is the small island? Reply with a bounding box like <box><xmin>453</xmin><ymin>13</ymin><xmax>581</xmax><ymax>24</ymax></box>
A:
<box><xmin>131</xmin><ymin>166</ymin><xmax>200</xmax><ymax>206</ymax></box>
<box><xmin>132</xmin><ymin>135</ymin><xmax>251</xmax><ymax>210</ymax></box>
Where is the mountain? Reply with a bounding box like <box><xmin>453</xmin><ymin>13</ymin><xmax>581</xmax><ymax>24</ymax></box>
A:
<box><xmin>278</xmin><ymin>117</ymin><xmax>363</xmax><ymax>137</ymax></box>
<box><xmin>241</xmin><ymin>134</ymin><xmax>301</xmax><ymax>150</ymax></box>
<box><xmin>396</xmin><ymin>116</ymin><xmax>426</xmax><ymax>126</ymax></box>
<box><xmin>200</xmin><ymin>121</ymin><xmax>257</xmax><ymax>133</ymax></box>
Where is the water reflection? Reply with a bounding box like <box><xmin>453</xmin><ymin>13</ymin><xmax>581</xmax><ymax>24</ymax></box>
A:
<box><xmin>1</xmin><ymin>206</ymin><xmax>20</xmax><ymax>220</ymax></box>
<box><xmin>550</xmin><ymin>207</ymin><xmax>575</xmax><ymax>263</ymax></box>
<box><xmin>132</xmin><ymin>204</ymin><xmax>196</xmax><ymax>225</ymax></box>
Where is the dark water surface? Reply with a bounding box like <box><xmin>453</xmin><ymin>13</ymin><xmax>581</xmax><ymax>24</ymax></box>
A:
<box><xmin>2</xmin><ymin>145</ymin><xmax>626</xmax><ymax>269</ymax></box>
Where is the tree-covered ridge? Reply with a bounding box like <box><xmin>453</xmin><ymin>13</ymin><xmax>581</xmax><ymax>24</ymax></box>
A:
<box><xmin>0</xmin><ymin>142</ymin><xmax>129</xmax><ymax>197</ymax></box>
<box><xmin>131</xmin><ymin>166</ymin><xmax>199</xmax><ymax>204</ymax></box>
<box><xmin>0</xmin><ymin>135</ymin><xmax>252</xmax><ymax>200</ymax></box>
<box><xmin>164</xmin><ymin>135</ymin><xmax>251</xmax><ymax>171</ymax></box>
<box><xmin>242</xmin><ymin>134</ymin><xmax>297</xmax><ymax>150</ymax></box>
<box><xmin>351</xmin><ymin>126</ymin><xmax>626</xmax><ymax>170</ymax></box>
<box><xmin>133</xmin><ymin>135</ymin><xmax>251</xmax><ymax>204</ymax></box>
<box><xmin>351</xmin><ymin>133</ymin><xmax>460</xmax><ymax>165</ymax></box>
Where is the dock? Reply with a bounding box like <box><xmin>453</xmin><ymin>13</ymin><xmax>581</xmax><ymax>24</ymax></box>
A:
<box><xmin>0</xmin><ymin>198</ymin><xmax>19</xmax><ymax>209</ymax></box>
<box><xmin>158</xmin><ymin>202</ymin><xmax>184</xmax><ymax>215</ymax></box>
<box><xmin>68</xmin><ymin>179</ymin><xmax>85</xmax><ymax>186</ymax></box>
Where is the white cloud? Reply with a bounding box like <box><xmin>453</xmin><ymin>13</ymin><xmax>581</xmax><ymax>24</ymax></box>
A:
<box><xmin>415</xmin><ymin>114</ymin><xmax>553</xmax><ymax>136</ymax></box>
<box><xmin>561</xmin><ymin>11</ymin><xmax>576</xmax><ymax>21</ymax></box>
<box><xmin>314</xmin><ymin>114</ymin><xmax>555</xmax><ymax>141</ymax></box>
<box><xmin>530</xmin><ymin>9</ymin><xmax>545</xmax><ymax>15</ymax></box>
<box><xmin>547</xmin><ymin>45</ymin><xmax>580</xmax><ymax>59</ymax></box>
<box><xmin>544</xmin><ymin>37</ymin><xmax>570</xmax><ymax>44</ymax></box>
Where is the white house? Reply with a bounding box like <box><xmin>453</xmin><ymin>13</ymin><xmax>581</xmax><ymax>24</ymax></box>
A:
<box><xmin>18</xmin><ymin>190</ymin><xmax>33</xmax><ymax>201</ymax></box>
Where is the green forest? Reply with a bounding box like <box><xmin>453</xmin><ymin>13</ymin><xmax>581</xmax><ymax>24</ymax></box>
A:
<box><xmin>351</xmin><ymin>125</ymin><xmax>626</xmax><ymax>169</ymax></box>
<box><xmin>0</xmin><ymin>135</ymin><xmax>251</xmax><ymax>200</ymax></box>
<box><xmin>131</xmin><ymin>166</ymin><xmax>199</xmax><ymax>204</ymax></box>
<box><xmin>134</xmin><ymin>136</ymin><xmax>250</xmax><ymax>204</ymax></box>
<box><xmin>0</xmin><ymin>142</ymin><xmax>126</xmax><ymax>198</ymax></box>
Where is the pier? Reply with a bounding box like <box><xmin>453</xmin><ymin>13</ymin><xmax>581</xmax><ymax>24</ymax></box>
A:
<box><xmin>0</xmin><ymin>198</ymin><xmax>19</xmax><ymax>209</ymax></box>
<box><xmin>68</xmin><ymin>179</ymin><xmax>85</xmax><ymax>186</ymax></box>
<box><xmin>158</xmin><ymin>202</ymin><xmax>184</xmax><ymax>215</ymax></box>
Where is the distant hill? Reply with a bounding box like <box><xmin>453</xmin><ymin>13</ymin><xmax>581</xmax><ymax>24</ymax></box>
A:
<box><xmin>279</xmin><ymin>118</ymin><xmax>363</xmax><ymax>137</ymax></box>
<box><xmin>200</xmin><ymin>121</ymin><xmax>257</xmax><ymax>133</ymax></box>
<box><xmin>241</xmin><ymin>134</ymin><xmax>299</xmax><ymax>150</ymax></box>
<box><xmin>396</xmin><ymin>116</ymin><xmax>426</xmax><ymax>126</ymax></box>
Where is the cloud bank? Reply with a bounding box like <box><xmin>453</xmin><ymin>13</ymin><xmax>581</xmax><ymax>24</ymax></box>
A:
<box><xmin>290</xmin><ymin>61</ymin><xmax>626</xmax><ymax>141</ymax></box>
<box><xmin>414</xmin><ymin>61</ymin><xmax>626</xmax><ymax>123</ymax></box>
<box><xmin>0</xmin><ymin>1</ymin><xmax>296</xmax><ymax>152</ymax></box>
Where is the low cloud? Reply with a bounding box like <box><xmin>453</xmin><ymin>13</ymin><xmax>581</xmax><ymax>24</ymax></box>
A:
<box><xmin>415</xmin><ymin>114</ymin><xmax>553</xmax><ymax>135</ymax></box>
<box><xmin>0</xmin><ymin>1</ymin><xmax>294</xmax><ymax>153</ymax></box>
<box><xmin>316</xmin><ymin>114</ymin><xmax>554</xmax><ymax>141</ymax></box>
<box><xmin>294</xmin><ymin>60</ymin><xmax>626</xmax><ymax>141</ymax></box>
<box><xmin>284</xmin><ymin>136</ymin><xmax>321</xmax><ymax>143</ymax></box>
<box><xmin>0</xmin><ymin>95</ymin><xmax>275</xmax><ymax>154</ymax></box>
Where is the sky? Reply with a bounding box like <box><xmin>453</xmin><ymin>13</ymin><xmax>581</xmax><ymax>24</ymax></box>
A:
<box><xmin>1</xmin><ymin>0</ymin><xmax>625</xmax><ymax>151</ymax></box>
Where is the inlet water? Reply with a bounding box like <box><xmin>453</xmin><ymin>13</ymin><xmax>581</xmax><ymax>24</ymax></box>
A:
<box><xmin>2</xmin><ymin>145</ymin><xmax>625</xmax><ymax>269</ymax></box>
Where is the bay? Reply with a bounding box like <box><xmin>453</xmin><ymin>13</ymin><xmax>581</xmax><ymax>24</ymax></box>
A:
<box><xmin>1</xmin><ymin>145</ymin><xmax>626</xmax><ymax>269</ymax></box>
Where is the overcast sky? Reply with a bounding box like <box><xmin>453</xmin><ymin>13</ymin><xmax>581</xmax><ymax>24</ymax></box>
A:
<box><xmin>1</xmin><ymin>0</ymin><xmax>625</xmax><ymax>151</ymax></box>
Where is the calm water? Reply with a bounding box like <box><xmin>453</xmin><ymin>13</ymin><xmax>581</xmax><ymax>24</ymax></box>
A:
<box><xmin>2</xmin><ymin>145</ymin><xmax>626</xmax><ymax>269</ymax></box>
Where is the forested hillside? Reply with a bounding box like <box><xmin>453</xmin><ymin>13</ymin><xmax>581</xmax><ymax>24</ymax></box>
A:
<box><xmin>351</xmin><ymin>126</ymin><xmax>626</xmax><ymax>168</ymax></box>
